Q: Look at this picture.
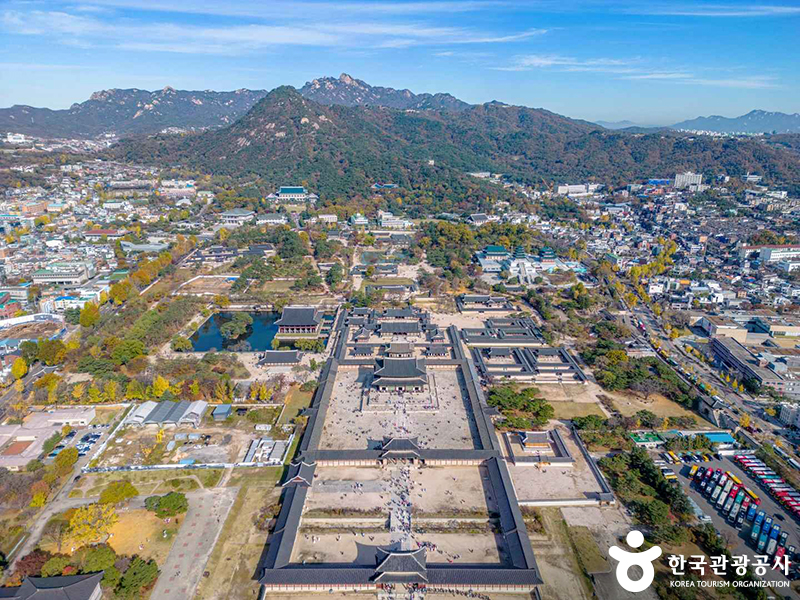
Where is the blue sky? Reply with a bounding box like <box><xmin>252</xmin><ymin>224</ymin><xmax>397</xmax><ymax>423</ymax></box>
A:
<box><xmin>1</xmin><ymin>0</ymin><xmax>798</xmax><ymax>124</ymax></box>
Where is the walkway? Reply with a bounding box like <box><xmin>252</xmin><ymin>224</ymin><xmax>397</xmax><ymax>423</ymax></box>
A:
<box><xmin>150</xmin><ymin>487</ymin><xmax>237</xmax><ymax>600</ymax></box>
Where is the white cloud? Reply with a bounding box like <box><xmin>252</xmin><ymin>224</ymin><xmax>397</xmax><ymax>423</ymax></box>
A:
<box><xmin>625</xmin><ymin>3</ymin><xmax>800</xmax><ymax>17</ymax></box>
<box><xmin>497</xmin><ymin>53</ymin><xmax>782</xmax><ymax>89</ymax></box>
<box><xmin>622</xmin><ymin>72</ymin><xmax>780</xmax><ymax>88</ymax></box>
<box><xmin>496</xmin><ymin>54</ymin><xmax>636</xmax><ymax>72</ymax></box>
<box><xmin>48</xmin><ymin>0</ymin><xmax>508</xmax><ymax>18</ymax></box>
<box><xmin>1</xmin><ymin>8</ymin><xmax>544</xmax><ymax>54</ymax></box>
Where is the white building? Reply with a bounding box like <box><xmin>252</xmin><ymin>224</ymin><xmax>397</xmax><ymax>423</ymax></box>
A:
<box><xmin>556</xmin><ymin>183</ymin><xmax>603</xmax><ymax>197</ymax></box>
<box><xmin>220</xmin><ymin>208</ymin><xmax>255</xmax><ymax>227</ymax></box>
<box><xmin>674</xmin><ymin>171</ymin><xmax>703</xmax><ymax>189</ymax></box>
<box><xmin>378</xmin><ymin>211</ymin><xmax>412</xmax><ymax>229</ymax></box>
<box><xmin>349</xmin><ymin>213</ymin><xmax>368</xmax><ymax>227</ymax></box>
<box><xmin>760</xmin><ymin>246</ymin><xmax>800</xmax><ymax>263</ymax></box>
<box><xmin>258</xmin><ymin>213</ymin><xmax>288</xmax><ymax>226</ymax></box>
<box><xmin>318</xmin><ymin>214</ymin><xmax>338</xmax><ymax>224</ymax></box>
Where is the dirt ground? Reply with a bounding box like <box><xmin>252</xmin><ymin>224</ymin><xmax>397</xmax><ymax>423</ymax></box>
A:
<box><xmin>412</xmin><ymin>466</ymin><xmax>492</xmax><ymax>514</ymax></box>
<box><xmin>305</xmin><ymin>466</ymin><xmax>391</xmax><ymax>513</ymax></box>
<box><xmin>319</xmin><ymin>368</ymin><xmax>479</xmax><ymax>450</ymax></box>
<box><xmin>429</xmin><ymin>312</ymin><xmax>511</xmax><ymax>329</ymax></box>
<box><xmin>0</xmin><ymin>320</ymin><xmax>61</xmax><ymax>340</ymax></box>
<box><xmin>611</xmin><ymin>390</ymin><xmax>706</xmax><ymax>422</ymax></box>
<box><xmin>528</xmin><ymin>508</ymin><xmax>593</xmax><ymax>600</ymax></box>
<box><xmin>176</xmin><ymin>276</ymin><xmax>233</xmax><ymax>295</ymax></box>
<box><xmin>305</xmin><ymin>465</ymin><xmax>493</xmax><ymax>516</ymax></box>
<box><xmin>98</xmin><ymin>422</ymin><xmax>258</xmax><ymax>467</ymax></box>
<box><xmin>503</xmin><ymin>427</ymin><xmax>604</xmax><ymax>501</ymax></box>
<box><xmin>291</xmin><ymin>531</ymin><xmax>502</xmax><ymax>565</ymax></box>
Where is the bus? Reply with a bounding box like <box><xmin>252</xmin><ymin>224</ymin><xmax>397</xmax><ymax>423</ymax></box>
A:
<box><xmin>689</xmin><ymin>465</ymin><xmax>699</xmax><ymax>478</ymax></box>
<box><xmin>729</xmin><ymin>474</ymin><xmax>743</xmax><ymax>485</ymax></box>
<box><xmin>744</xmin><ymin>488</ymin><xmax>761</xmax><ymax>504</ymax></box>
<box><xmin>668</xmin><ymin>451</ymin><xmax>680</xmax><ymax>464</ymax></box>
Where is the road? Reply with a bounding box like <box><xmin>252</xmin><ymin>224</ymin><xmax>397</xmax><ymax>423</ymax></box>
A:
<box><xmin>628</xmin><ymin>303</ymin><xmax>777</xmax><ymax>437</ymax></box>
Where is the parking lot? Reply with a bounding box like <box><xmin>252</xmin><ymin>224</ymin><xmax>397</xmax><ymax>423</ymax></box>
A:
<box><xmin>671</xmin><ymin>454</ymin><xmax>800</xmax><ymax>588</ymax></box>
<box><xmin>44</xmin><ymin>424</ymin><xmax>110</xmax><ymax>462</ymax></box>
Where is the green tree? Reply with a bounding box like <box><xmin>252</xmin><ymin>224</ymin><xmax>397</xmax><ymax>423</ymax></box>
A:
<box><xmin>144</xmin><ymin>492</ymin><xmax>188</xmax><ymax>518</ymax></box>
<box><xmin>171</xmin><ymin>336</ymin><xmax>193</xmax><ymax>352</ymax></box>
<box><xmin>99</xmin><ymin>481</ymin><xmax>139</xmax><ymax>505</ymax></box>
<box><xmin>40</xmin><ymin>555</ymin><xmax>71</xmax><ymax>577</ymax></box>
<box><xmin>325</xmin><ymin>262</ymin><xmax>345</xmax><ymax>288</ymax></box>
<box><xmin>81</xmin><ymin>544</ymin><xmax>117</xmax><ymax>573</ymax></box>
<box><xmin>111</xmin><ymin>339</ymin><xmax>146</xmax><ymax>365</ymax></box>
<box><xmin>116</xmin><ymin>557</ymin><xmax>158</xmax><ymax>599</ymax></box>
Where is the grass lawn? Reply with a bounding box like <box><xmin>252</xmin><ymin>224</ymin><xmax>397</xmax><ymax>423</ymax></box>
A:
<box><xmin>38</xmin><ymin>508</ymin><xmax>178</xmax><ymax>565</ymax></box>
<box><xmin>107</xmin><ymin>509</ymin><xmax>179</xmax><ymax>564</ymax></box>
<box><xmin>91</xmin><ymin>406</ymin><xmax>124</xmax><ymax>425</ymax></box>
<box><xmin>260</xmin><ymin>280</ymin><xmax>294</xmax><ymax>292</ymax></box>
<box><xmin>74</xmin><ymin>469</ymin><xmax>224</xmax><ymax>499</ymax></box>
<box><xmin>567</xmin><ymin>525</ymin><xmax>610</xmax><ymax>574</ymax></box>
<box><xmin>278</xmin><ymin>386</ymin><xmax>314</xmax><ymax>425</ymax></box>
<box><xmin>224</xmin><ymin>466</ymin><xmax>282</xmax><ymax>488</ymax></box>
<box><xmin>550</xmin><ymin>402</ymin><xmax>605</xmax><ymax>420</ymax></box>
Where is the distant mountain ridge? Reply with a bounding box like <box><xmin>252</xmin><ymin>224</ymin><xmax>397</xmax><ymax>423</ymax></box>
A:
<box><xmin>299</xmin><ymin>73</ymin><xmax>471</xmax><ymax>112</ymax></box>
<box><xmin>0</xmin><ymin>87</ymin><xmax>269</xmax><ymax>139</ymax></box>
<box><xmin>0</xmin><ymin>74</ymin><xmax>472</xmax><ymax>139</ymax></box>
<box><xmin>110</xmin><ymin>86</ymin><xmax>800</xmax><ymax>203</ymax></box>
<box><xmin>672</xmin><ymin>110</ymin><xmax>800</xmax><ymax>134</ymax></box>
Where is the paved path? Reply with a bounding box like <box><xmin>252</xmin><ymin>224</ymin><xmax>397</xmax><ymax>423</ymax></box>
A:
<box><xmin>389</xmin><ymin>467</ymin><xmax>413</xmax><ymax>550</ymax></box>
<box><xmin>150</xmin><ymin>487</ymin><xmax>237</xmax><ymax>600</ymax></box>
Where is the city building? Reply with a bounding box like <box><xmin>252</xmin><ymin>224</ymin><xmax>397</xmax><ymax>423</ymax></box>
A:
<box><xmin>674</xmin><ymin>171</ymin><xmax>703</xmax><ymax>189</ymax></box>
<box><xmin>220</xmin><ymin>208</ymin><xmax>255</xmax><ymax>227</ymax></box>
<box><xmin>349</xmin><ymin>213</ymin><xmax>368</xmax><ymax>227</ymax></box>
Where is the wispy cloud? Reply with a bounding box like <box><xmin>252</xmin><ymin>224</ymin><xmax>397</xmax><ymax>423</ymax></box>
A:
<box><xmin>0</xmin><ymin>62</ymin><xmax>93</xmax><ymax>70</ymax></box>
<box><xmin>37</xmin><ymin>0</ymin><xmax>509</xmax><ymax>19</ymax></box>
<box><xmin>625</xmin><ymin>3</ymin><xmax>800</xmax><ymax>17</ymax></box>
<box><xmin>496</xmin><ymin>54</ymin><xmax>637</xmax><ymax>73</ymax></box>
<box><xmin>621</xmin><ymin>72</ymin><xmax>780</xmax><ymax>89</ymax></box>
<box><xmin>496</xmin><ymin>53</ymin><xmax>782</xmax><ymax>89</ymax></box>
<box><xmin>1</xmin><ymin>8</ymin><xmax>543</xmax><ymax>54</ymax></box>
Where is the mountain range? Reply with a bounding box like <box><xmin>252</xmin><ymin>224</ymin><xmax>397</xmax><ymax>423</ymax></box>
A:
<box><xmin>673</xmin><ymin>110</ymin><xmax>800</xmax><ymax>134</ymax></box>
<box><xmin>0</xmin><ymin>87</ymin><xmax>269</xmax><ymax>139</ymax></box>
<box><xmin>299</xmin><ymin>73</ymin><xmax>470</xmax><ymax>112</ymax></box>
<box><xmin>4</xmin><ymin>75</ymin><xmax>799</xmax><ymax>139</ymax></box>
<box><xmin>109</xmin><ymin>85</ymin><xmax>800</xmax><ymax>206</ymax></box>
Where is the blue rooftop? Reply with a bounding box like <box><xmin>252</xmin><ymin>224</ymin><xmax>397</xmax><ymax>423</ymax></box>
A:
<box><xmin>703</xmin><ymin>432</ymin><xmax>736</xmax><ymax>444</ymax></box>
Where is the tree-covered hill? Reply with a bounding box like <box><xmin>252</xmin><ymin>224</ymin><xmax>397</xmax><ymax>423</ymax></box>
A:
<box><xmin>109</xmin><ymin>86</ymin><xmax>800</xmax><ymax>200</ymax></box>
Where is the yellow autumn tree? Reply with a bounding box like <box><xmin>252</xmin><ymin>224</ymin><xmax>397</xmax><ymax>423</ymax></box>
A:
<box><xmin>68</xmin><ymin>503</ymin><xmax>118</xmax><ymax>547</ymax></box>
<box><xmin>11</xmin><ymin>357</ymin><xmax>28</xmax><ymax>380</ymax></box>
<box><xmin>152</xmin><ymin>376</ymin><xmax>170</xmax><ymax>398</ymax></box>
